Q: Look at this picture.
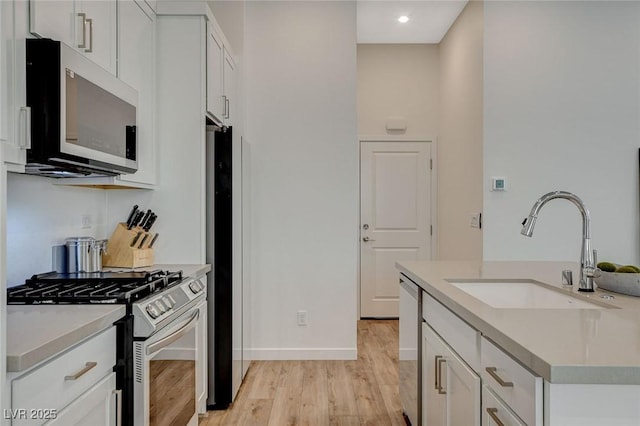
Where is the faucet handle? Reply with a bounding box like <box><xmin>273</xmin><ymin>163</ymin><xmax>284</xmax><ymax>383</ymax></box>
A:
<box><xmin>592</xmin><ymin>249</ymin><xmax>598</xmax><ymax>266</ymax></box>
<box><xmin>561</xmin><ymin>270</ymin><xmax>573</xmax><ymax>287</ymax></box>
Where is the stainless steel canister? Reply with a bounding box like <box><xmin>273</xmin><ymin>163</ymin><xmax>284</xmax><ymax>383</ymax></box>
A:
<box><xmin>90</xmin><ymin>239</ymin><xmax>108</xmax><ymax>272</ymax></box>
<box><xmin>65</xmin><ymin>237</ymin><xmax>95</xmax><ymax>273</ymax></box>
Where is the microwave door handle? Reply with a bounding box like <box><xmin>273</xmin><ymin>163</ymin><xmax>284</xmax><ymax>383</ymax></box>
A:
<box><xmin>146</xmin><ymin>310</ymin><xmax>199</xmax><ymax>356</ymax></box>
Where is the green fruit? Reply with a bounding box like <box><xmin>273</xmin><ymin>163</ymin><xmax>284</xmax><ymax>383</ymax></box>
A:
<box><xmin>622</xmin><ymin>265</ymin><xmax>640</xmax><ymax>273</ymax></box>
<box><xmin>597</xmin><ymin>262</ymin><xmax>618</xmax><ymax>272</ymax></box>
<box><xmin>615</xmin><ymin>266</ymin><xmax>639</xmax><ymax>273</ymax></box>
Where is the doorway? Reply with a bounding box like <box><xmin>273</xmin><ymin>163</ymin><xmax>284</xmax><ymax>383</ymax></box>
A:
<box><xmin>359</xmin><ymin>140</ymin><xmax>434</xmax><ymax>318</ymax></box>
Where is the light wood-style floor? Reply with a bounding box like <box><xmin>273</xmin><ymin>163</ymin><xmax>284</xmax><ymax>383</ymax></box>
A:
<box><xmin>199</xmin><ymin>319</ymin><xmax>404</xmax><ymax>426</ymax></box>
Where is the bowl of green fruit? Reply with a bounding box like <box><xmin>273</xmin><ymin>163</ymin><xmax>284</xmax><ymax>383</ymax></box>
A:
<box><xmin>594</xmin><ymin>262</ymin><xmax>640</xmax><ymax>296</ymax></box>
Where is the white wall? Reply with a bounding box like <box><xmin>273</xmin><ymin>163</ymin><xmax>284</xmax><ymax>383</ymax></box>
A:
<box><xmin>357</xmin><ymin>44</ymin><xmax>439</xmax><ymax>137</ymax></box>
<box><xmin>438</xmin><ymin>0</ymin><xmax>483</xmax><ymax>260</ymax></box>
<box><xmin>208</xmin><ymin>0</ymin><xmax>244</xmax><ymax>56</ymax></box>
<box><xmin>483</xmin><ymin>1</ymin><xmax>640</xmax><ymax>265</ymax></box>
<box><xmin>244</xmin><ymin>1</ymin><xmax>358</xmax><ymax>359</ymax></box>
<box><xmin>6</xmin><ymin>174</ymin><xmax>108</xmax><ymax>286</ymax></box>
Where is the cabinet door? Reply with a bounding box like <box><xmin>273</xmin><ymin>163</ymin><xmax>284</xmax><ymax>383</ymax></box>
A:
<box><xmin>444</xmin><ymin>343</ymin><xmax>480</xmax><ymax>426</ymax></box>
<box><xmin>206</xmin><ymin>21</ymin><xmax>224</xmax><ymax>124</ymax></box>
<box><xmin>0</xmin><ymin>0</ymin><xmax>12</xmax><ymax>149</ymax></box>
<box><xmin>423</xmin><ymin>322</ymin><xmax>480</xmax><ymax>426</ymax></box>
<box><xmin>76</xmin><ymin>0</ymin><xmax>116</xmax><ymax>74</ymax></box>
<box><xmin>422</xmin><ymin>323</ymin><xmax>446</xmax><ymax>426</ymax></box>
<box><xmin>223</xmin><ymin>48</ymin><xmax>235</xmax><ymax>125</ymax></box>
<box><xmin>48</xmin><ymin>373</ymin><xmax>117</xmax><ymax>426</ymax></box>
<box><xmin>29</xmin><ymin>0</ymin><xmax>75</xmax><ymax>48</ymax></box>
<box><xmin>116</xmin><ymin>0</ymin><xmax>156</xmax><ymax>186</ymax></box>
<box><xmin>2</xmin><ymin>0</ymin><xmax>28</xmax><ymax>169</ymax></box>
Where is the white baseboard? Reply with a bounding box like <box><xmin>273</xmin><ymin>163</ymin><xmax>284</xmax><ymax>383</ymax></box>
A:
<box><xmin>247</xmin><ymin>348</ymin><xmax>357</xmax><ymax>361</ymax></box>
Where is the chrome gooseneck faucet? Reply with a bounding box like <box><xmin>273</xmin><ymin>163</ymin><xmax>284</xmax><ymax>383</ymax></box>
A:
<box><xmin>521</xmin><ymin>191</ymin><xmax>596</xmax><ymax>292</ymax></box>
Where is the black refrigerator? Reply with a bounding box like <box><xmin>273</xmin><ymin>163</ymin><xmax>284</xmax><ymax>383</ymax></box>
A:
<box><xmin>206</xmin><ymin>124</ymin><xmax>243</xmax><ymax>409</ymax></box>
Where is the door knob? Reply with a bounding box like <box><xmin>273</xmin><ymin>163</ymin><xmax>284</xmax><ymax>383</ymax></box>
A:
<box><xmin>362</xmin><ymin>236</ymin><xmax>375</xmax><ymax>242</ymax></box>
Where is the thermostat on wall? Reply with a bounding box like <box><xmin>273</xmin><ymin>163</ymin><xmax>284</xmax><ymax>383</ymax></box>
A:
<box><xmin>491</xmin><ymin>177</ymin><xmax>507</xmax><ymax>191</ymax></box>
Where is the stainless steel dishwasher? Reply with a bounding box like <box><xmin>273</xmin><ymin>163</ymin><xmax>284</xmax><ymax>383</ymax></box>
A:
<box><xmin>399</xmin><ymin>274</ymin><xmax>422</xmax><ymax>425</ymax></box>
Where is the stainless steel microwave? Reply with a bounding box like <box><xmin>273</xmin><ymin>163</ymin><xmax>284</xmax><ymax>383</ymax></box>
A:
<box><xmin>25</xmin><ymin>38</ymin><xmax>138</xmax><ymax>177</ymax></box>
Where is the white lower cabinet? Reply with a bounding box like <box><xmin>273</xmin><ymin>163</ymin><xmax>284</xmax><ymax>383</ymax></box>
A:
<box><xmin>10</xmin><ymin>327</ymin><xmax>118</xmax><ymax>426</ymax></box>
<box><xmin>422</xmin><ymin>322</ymin><xmax>480</xmax><ymax>426</ymax></box>
<box><xmin>483</xmin><ymin>385</ymin><xmax>526</xmax><ymax>426</ymax></box>
<box><xmin>411</xmin><ymin>276</ymin><xmax>640</xmax><ymax>426</ymax></box>
<box><xmin>47</xmin><ymin>373</ymin><xmax>117</xmax><ymax>426</ymax></box>
<box><xmin>421</xmin><ymin>289</ymin><xmax>536</xmax><ymax>426</ymax></box>
<box><xmin>481</xmin><ymin>336</ymin><xmax>542</xmax><ymax>425</ymax></box>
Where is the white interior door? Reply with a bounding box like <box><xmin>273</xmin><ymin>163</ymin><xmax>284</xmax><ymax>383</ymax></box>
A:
<box><xmin>360</xmin><ymin>141</ymin><xmax>431</xmax><ymax>318</ymax></box>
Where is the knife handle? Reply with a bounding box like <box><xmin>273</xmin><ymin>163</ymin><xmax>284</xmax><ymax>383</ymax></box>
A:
<box><xmin>148</xmin><ymin>233</ymin><xmax>159</xmax><ymax>248</ymax></box>
<box><xmin>130</xmin><ymin>232</ymin><xmax>142</xmax><ymax>247</ymax></box>
<box><xmin>126</xmin><ymin>205</ymin><xmax>139</xmax><ymax>229</ymax></box>
<box><xmin>137</xmin><ymin>234</ymin><xmax>148</xmax><ymax>249</ymax></box>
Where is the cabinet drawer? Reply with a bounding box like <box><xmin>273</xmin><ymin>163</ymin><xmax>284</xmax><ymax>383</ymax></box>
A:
<box><xmin>422</xmin><ymin>291</ymin><xmax>480</xmax><ymax>372</ymax></box>
<box><xmin>481</xmin><ymin>336</ymin><xmax>542</xmax><ymax>426</ymax></box>
<box><xmin>12</xmin><ymin>327</ymin><xmax>116</xmax><ymax>426</ymax></box>
<box><xmin>483</xmin><ymin>385</ymin><xmax>526</xmax><ymax>426</ymax></box>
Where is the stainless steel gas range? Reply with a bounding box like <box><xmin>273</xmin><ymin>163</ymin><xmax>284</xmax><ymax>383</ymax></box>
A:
<box><xmin>7</xmin><ymin>270</ymin><xmax>207</xmax><ymax>426</ymax></box>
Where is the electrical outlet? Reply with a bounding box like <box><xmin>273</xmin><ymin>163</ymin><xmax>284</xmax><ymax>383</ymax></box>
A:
<box><xmin>297</xmin><ymin>310</ymin><xmax>308</xmax><ymax>326</ymax></box>
<box><xmin>81</xmin><ymin>214</ymin><xmax>92</xmax><ymax>229</ymax></box>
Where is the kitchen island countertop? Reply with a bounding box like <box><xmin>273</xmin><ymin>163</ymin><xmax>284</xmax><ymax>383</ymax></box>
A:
<box><xmin>397</xmin><ymin>260</ymin><xmax>640</xmax><ymax>385</ymax></box>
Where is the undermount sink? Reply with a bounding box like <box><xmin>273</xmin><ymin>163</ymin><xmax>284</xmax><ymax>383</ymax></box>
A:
<box><xmin>448</xmin><ymin>279</ymin><xmax>611</xmax><ymax>309</ymax></box>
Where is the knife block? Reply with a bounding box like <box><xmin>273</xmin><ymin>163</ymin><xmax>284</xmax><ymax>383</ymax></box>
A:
<box><xmin>102</xmin><ymin>223</ymin><xmax>154</xmax><ymax>268</ymax></box>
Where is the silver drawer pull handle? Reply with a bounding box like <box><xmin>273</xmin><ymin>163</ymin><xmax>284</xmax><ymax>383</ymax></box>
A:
<box><xmin>436</xmin><ymin>357</ymin><xmax>447</xmax><ymax>394</ymax></box>
<box><xmin>486</xmin><ymin>367</ymin><xmax>514</xmax><ymax>387</ymax></box>
<box><xmin>486</xmin><ymin>408</ymin><xmax>505</xmax><ymax>426</ymax></box>
<box><xmin>65</xmin><ymin>361</ymin><xmax>97</xmax><ymax>380</ymax></box>
<box><xmin>85</xmin><ymin>18</ymin><xmax>93</xmax><ymax>53</ymax></box>
<box><xmin>77</xmin><ymin>13</ymin><xmax>87</xmax><ymax>48</ymax></box>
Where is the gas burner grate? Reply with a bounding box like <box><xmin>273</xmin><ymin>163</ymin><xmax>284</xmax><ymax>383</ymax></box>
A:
<box><xmin>7</xmin><ymin>270</ymin><xmax>183</xmax><ymax>305</ymax></box>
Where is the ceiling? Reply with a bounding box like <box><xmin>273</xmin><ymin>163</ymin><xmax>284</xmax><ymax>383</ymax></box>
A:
<box><xmin>357</xmin><ymin>1</ymin><xmax>468</xmax><ymax>44</ymax></box>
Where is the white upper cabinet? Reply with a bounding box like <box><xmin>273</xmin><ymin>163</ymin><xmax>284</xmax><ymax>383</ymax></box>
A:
<box><xmin>223</xmin><ymin>48</ymin><xmax>236</xmax><ymax>125</ymax></box>
<box><xmin>206</xmin><ymin>22</ymin><xmax>224</xmax><ymax>124</ymax></box>
<box><xmin>2</xmin><ymin>0</ymin><xmax>29</xmax><ymax>170</ymax></box>
<box><xmin>29</xmin><ymin>0</ymin><xmax>117</xmax><ymax>75</ymax></box>
<box><xmin>206</xmin><ymin>21</ymin><xmax>235</xmax><ymax>126</ymax></box>
<box><xmin>115</xmin><ymin>0</ymin><xmax>156</xmax><ymax>186</ymax></box>
<box><xmin>0</xmin><ymin>0</ymin><xmax>12</xmax><ymax>150</ymax></box>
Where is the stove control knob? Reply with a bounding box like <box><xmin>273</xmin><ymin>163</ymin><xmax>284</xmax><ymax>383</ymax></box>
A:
<box><xmin>162</xmin><ymin>296</ymin><xmax>173</xmax><ymax>309</ymax></box>
<box><xmin>167</xmin><ymin>295</ymin><xmax>177</xmax><ymax>307</ymax></box>
<box><xmin>155</xmin><ymin>300</ymin><xmax>168</xmax><ymax>313</ymax></box>
<box><xmin>189</xmin><ymin>282</ymin><xmax>200</xmax><ymax>294</ymax></box>
<box><xmin>146</xmin><ymin>304</ymin><xmax>160</xmax><ymax>319</ymax></box>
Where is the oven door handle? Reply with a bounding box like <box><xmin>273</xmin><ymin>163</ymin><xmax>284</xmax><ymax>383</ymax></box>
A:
<box><xmin>146</xmin><ymin>310</ymin><xmax>200</xmax><ymax>356</ymax></box>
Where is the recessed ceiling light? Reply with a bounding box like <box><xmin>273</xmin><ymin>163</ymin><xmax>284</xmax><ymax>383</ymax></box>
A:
<box><xmin>398</xmin><ymin>15</ymin><xmax>410</xmax><ymax>24</ymax></box>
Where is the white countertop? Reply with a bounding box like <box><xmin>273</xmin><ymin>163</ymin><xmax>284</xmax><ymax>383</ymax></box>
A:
<box><xmin>6</xmin><ymin>305</ymin><xmax>126</xmax><ymax>373</ymax></box>
<box><xmin>6</xmin><ymin>263</ymin><xmax>211</xmax><ymax>373</ymax></box>
<box><xmin>397</xmin><ymin>260</ymin><xmax>640</xmax><ymax>385</ymax></box>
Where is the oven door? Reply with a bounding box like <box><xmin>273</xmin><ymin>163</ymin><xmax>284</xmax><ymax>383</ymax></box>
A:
<box><xmin>133</xmin><ymin>300</ymin><xmax>206</xmax><ymax>426</ymax></box>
